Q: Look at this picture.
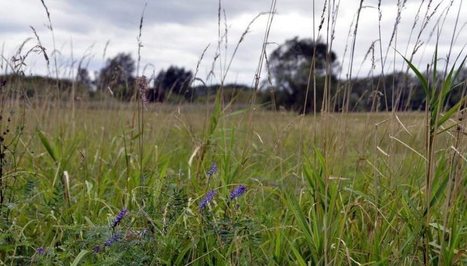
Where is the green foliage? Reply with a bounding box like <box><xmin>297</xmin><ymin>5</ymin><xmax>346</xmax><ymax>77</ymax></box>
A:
<box><xmin>98</xmin><ymin>53</ymin><xmax>136</xmax><ymax>100</ymax></box>
<box><xmin>0</xmin><ymin>74</ymin><xmax>89</xmax><ymax>101</ymax></box>
<box><xmin>403</xmin><ymin>50</ymin><xmax>466</xmax><ymax>265</ymax></box>
<box><xmin>262</xmin><ymin>37</ymin><xmax>339</xmax><ymax>113</ymax></box>
<box><xmin>153</xmin><ymin>66</ymin><xmax>193</xmax><ymax>101</ymax></box>
<box><xmin>0</xmin><ymin>102</ymin><xmax>465</xmax><ymax>264</ymax></box>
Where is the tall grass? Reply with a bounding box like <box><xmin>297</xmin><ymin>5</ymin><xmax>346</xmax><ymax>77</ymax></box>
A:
<box><xmin>0</xmin><ymin>0</ymin><xmax>466</xmax><ymax>265</ymax></box>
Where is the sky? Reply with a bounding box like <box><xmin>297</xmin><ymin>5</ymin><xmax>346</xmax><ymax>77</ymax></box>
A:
<box><xmin>0</xmin><ymin>0</ymin><xmax>466</xmax><ymax>86</ymax></box>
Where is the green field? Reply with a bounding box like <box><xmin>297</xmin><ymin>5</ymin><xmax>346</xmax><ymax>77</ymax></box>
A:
<box><xmin>0</xmin><ymin>100</ymin><xmax>465</xmax><ymax>265</ymax></box>
<box><xmin>1</xmin><ymin>0</ymin><xmax>466</xmax><ymax>263</ymax></box>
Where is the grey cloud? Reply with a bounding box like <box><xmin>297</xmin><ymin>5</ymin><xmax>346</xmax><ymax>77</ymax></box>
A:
<box><xmin>57</xmin><ymin>0</ymin><xmax>318</xmax><ymax>30</ymax></box>
<box><xmin>0</xmin><ymin>0</ymin><xmax>465</xmax><ymax>84</ymax></box>
<box><xmin>61</xmin><ymin>0</ymin><xmax>257</xmax><ymax>27</ymax></box>
<box><xmin>0</xmin><ymin>23</ymin><xmax>29</xmax><ymax>35</ymax></box>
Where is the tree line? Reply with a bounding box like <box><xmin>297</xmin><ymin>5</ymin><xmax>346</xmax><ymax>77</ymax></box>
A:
<box><xmin>260</xmin><ymin>37</ymin><xmax>466</xmax><ymax>113</ymax></box>
<box><xmin>2</xmin><ymin>36</ymin><xmax>465</xmax><ymax>112</ymax></box>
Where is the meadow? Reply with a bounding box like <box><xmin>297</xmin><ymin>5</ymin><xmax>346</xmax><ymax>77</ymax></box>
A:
<box><xmin>1</xmin><ymin>0</ymin><xmax>466</xmax><ymax>265</ymax></box>
<box><xmin>0</xmin><ymin>98</ymin><xmax>465</xmax><ymax>265</ymax></box>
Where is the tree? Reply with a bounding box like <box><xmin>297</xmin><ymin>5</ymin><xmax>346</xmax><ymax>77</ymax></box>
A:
<box><xmin>263</xmin><ymin>37</ymin><xmax>339</xmax><ymax>113</ymax></box>
<box><xmin>154</xmin><ymin>66</ymin><xmax>193</xmax><ymax>101</ymax></box>
<box><xmin>98</xmin><ymin>53</ymin><xmax>135</xmax><ymax>100</ymax></box>
<box><xmin>76</xmin><ymin>67</ymin><xmax>92</xmax><ymax>90</ymax></box>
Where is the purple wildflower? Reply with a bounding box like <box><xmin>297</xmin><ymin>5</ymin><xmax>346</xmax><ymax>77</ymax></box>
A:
<box><xmin>36</xmin><ymin>247</ymin><xmax>46</xmax><ymax>255</ymax></box>
<box><xmin>104</xmin><ymin>233</ymin><xmax>121</xmax><ymax>247</ymax></box>
<box><xmin>111</xmin><ymin>208</ymin><xmax>127</xmax><ymax>228</ymax></box>
<box><xmin>206</xmin><ymin>163</ymin><xmax>217</xmax><ymax>177</ymax></box>
<box><xmin>92</xmin><ymin>245</ymin><xmax>102</xmax><ymax>253</ymax></box>
<box><xmin>229</xmin><ymin>185</ymin><xmax>247</xmax><ymax>200</ymax></box>
<box><xmin>199</xmin><ymin>190</ymin><xmax>217</xmax><ymax>210</ymax></box>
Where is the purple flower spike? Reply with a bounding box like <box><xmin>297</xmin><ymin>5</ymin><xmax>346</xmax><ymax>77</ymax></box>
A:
<box><xmin>229</xmin><ymin>185</ymin><xmax>247</xmax><ymax>200</ymax></box>
<box><xmin>206</xmin><ymin>163</ymin><xmax>217</xmax><ymax>178</ymax></box>
<box><xmin>111</xmin><ymin>208</ymin><xmax>128</xmax><ymax>228</ymax></box>
<box><xmin>199</xmin><ymin>190</ymin><xmax>217</xmax><ymax>210</ymax></box>
<box><xmin>104</xmin><ymin>233</ymin><xmax>121</xmax><ymax>247</ymax></box>
<box><xmin>36</xmin><ymin>247</ymin><xmax>46</xmax><ymax>255</ymax></box>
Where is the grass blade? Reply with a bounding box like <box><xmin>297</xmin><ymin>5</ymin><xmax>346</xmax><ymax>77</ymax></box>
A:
<box><xmin>70</xmin><ymin>250</ymin><xmax>90</xmax><ymax>266</ymax></box>
<box><xmin>37</xmin><ymin>130</ymin><xmax>58</xmax><ymax>162</ymax></box>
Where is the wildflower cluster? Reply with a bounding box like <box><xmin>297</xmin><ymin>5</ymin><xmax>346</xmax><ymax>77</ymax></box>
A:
<box><xmin>198</xmin><ymin>163</ymin><xmax>248</xmax><ymax>212</ymax></box>
<box><xmin>198</xmin><ymin>185</ymin><xmax>248</xmax><ymax>212</ymax></box>
<box><xmin>94</xmin><ymin>208</ymin><xmax>128</xmax><ymax>253</ymax></box>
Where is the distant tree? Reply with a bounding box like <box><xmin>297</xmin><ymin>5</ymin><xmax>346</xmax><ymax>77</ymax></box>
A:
<box><xmin>264</xmin><ymin>37</ymin><xmax>339</xmax><ymax>113</ymax></box>
<box><xmin>98</xmin><ymin>53</ymin><xmax>135</xmax><ymax>100</ymax></box>
<box><xmin>347</xmin><ymin>72</ymin><xmax>414</xmax><ymax>111</ymax></box>
<box><xmin>154</xmin><ymin>66</ymin><xmax>193</xmax><ymax>101</ymax></box>
<box><xmin>146</xmin><ymin>85</ymin><xmax>165</xmax><ymax>103</ymax></box>
<box><xmin>76</xmin><ymin>67</ymin><xmax>92</xmax><ymax>89</ymax></box>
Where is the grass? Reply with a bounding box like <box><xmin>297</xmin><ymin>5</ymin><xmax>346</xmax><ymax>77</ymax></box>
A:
<box><xmin>0</xmin><ymin>99</ymin><xmax>465</xmax><ymax>264</ymax></box>
<box><xmin>0</xmin><ymin>0</ymin><xmax>466</xmax><ymax>264</ymax></box>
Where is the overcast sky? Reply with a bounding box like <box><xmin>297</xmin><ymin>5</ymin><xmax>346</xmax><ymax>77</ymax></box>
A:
<box><xmin>1</xmin><ymin>0</ymin><xmax>465</xmax><ymax>85</ymax></box>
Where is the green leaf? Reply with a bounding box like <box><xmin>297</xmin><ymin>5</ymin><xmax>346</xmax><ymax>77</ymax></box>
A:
<box><xmin>432</xmin><ymin>44</ymin><xmax>438</xmax><ymax>86</ymax></box>
<box><xmin>437</xmin><ymin>66</ymin><xmax>455</xmax><ymax>109</ymax></box>
<box><xmin>402</xmin><ymin>56</ymin><xmax>430</xmax><ymax>98</ymax></box>
<box><xmin>429</xmin><ymin>172</ymin><xmax>449</xmax><ymax>210</ymax></box>
<box><xmin>174</xmin><ymin>244</ymin><xmax>193</xmax><ymax>265</ymax></box>
<box><xmin>70</xmin><ymin>250</ymin><xmax>90</xmax><ymax>266</ymax></box>
<box><xmin>225</xmin><ymin>108</ymin><xmax>248</xmax><ymax>118</ymax></box>
<box><xmin>435</xmin><ymin>122</ymin><xmax>460</xmax><ymax>136</ymax></box>
<box><xmin>451</xmin><ymin>55</ymin><xmax>466</xmax><ymax>82</ymax></box>
<box><xmin>287</xmin><ymin>238</ymin><xmax>307</xmax><ymax>266</ymax></box>
<box><xmin>286</xmin><ymin>193</ymin><xmax>314</xmax><ymax>249</ymax></box>
<box><xmin>274</xmin><ymin>229</ymin><xmax>283</xmax><ymax>260</ymax></box>
<box><xmin>207</xmin><ymin>91</ymin><xmax>222</xmax><ymax>137</ymax></box>
<box><xmin>37</xmin><ymin>130</ymin><xmax>58</xmax><ymax>162</ymax></box>
<box><xmin>436</xmin><ymin>97</ymin><xmax>465</xmax><ymax>130</ymax></box>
